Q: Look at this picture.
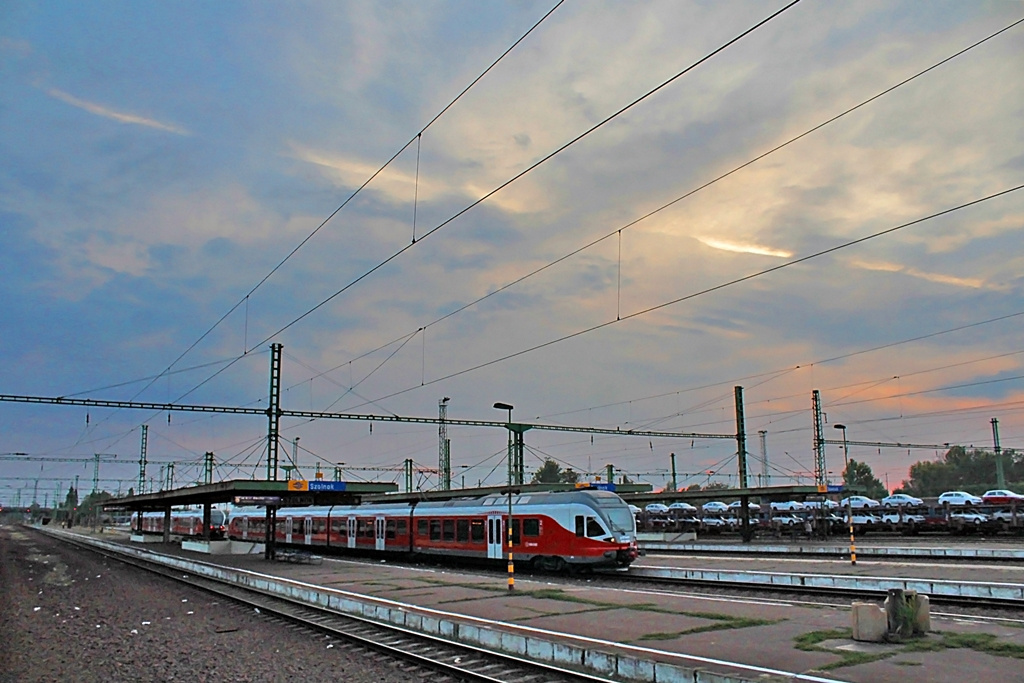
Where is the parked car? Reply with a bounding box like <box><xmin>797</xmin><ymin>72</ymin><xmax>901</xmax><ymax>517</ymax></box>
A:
<box><xmin>668</xmin><ymin>502</ymin><xmax>698</xmax><ymax>513</ymax></box>
<box><xmin>949</xmin><ymin>510</ymin><xmax>989</xmax><ymax>526</ymax></box>
<box><xmin>842</xmin><ymin>513</ymin><xmax>880</xmax><ymax>529</ymax></box>
<box><xmin>770</xmin><ymin>501</ymin><xmax>804</xmax><ymax>511</ymax></box>
<box><xmin>644</xmin><ymin>503</ymin><xmax>670</xmax><ymax>514</ymax></box>
<box><xmin>982</xmin><ymin>489</ymin><xmax>1024</xmax><ymax>505</ymax></box>
<box><xmin>881</xmin><ymin>493</ymin><xmax>923</xmax><ymax>507</ymax></box>
<box><xmin>628</xmin><ymin>504</ymin><xmax>642</xmax><ymax>516</ymax></box>
<box><xmin>880</xmin><ymin>511</ymin><xmax>926</xmax><ymax>526</ymax></box>
<box><xmin>728</xmin><ymin>500</ymin><xmax>761</xmax><ymax>511</ymax></box>
<box><xmin>840</xmin><ymin>496</ymin><xmax>880</xmax><ymax>509</ymax></box>
<box><xmin>769</xmin><ymin>514</ymin><xmax>803</xmax><ymax>527</ymax></box>
<box><xmin>702</xmin><ymin>501</ymin><xmax>729</xmax><ymax>513</ymax></box>
<box><xmin>802</xmin><ymin>499</ymin><xmax>839</xmax><ymax>510</ymax></box>
<box><xmin>700</xmin><ymin>517</ymin><xmax>728</xmax><ymax>532</ymax></box>
<box><xmin>938</xmin><ymin>491</ymin><xmax>983</xmax><ymax>506</ymax></box>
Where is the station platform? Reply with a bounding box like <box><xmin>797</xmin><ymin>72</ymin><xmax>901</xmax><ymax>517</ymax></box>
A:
<box><xmin>76</xmin><ymin>529</ymin><xmax>1024</xmax><ymax>683</ymax></box>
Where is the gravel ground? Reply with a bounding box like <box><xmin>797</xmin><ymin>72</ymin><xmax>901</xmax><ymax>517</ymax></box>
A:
<box><xmin>0</xmin><ymin>524</ymin><xmax>430</xmax><ymax>683</ymax></box>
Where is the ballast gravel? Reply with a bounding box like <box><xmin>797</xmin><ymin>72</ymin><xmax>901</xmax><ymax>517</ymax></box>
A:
<box><xmin>0</xmin><ymin>524</ymin><xmax>429</xmax><ymax>683</ymax></box>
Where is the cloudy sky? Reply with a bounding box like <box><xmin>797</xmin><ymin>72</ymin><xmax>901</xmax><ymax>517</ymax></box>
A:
<box><xmin>2</xmin><ymin>1</ymin><xmax>1022</xmax><ymax>505</ymax></box>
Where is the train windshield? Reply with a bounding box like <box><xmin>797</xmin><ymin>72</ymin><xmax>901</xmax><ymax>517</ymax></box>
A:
<box><xmin>591</xmin><ymin>497</ymin><xmax>635</xmax><ymax>533</ymax></box>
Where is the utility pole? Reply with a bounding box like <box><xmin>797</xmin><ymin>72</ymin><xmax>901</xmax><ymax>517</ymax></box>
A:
<box><xmin>439</xmin><ymin>397</ymin><xmax>451</xmax><ymax>490</ymax></box>
<box><xmin>404</xmin><ymin>458</ymin><xmax>413</xmax><ymax>493</ymax></box>
<box><xmin>264</xmin><ymin>343</ymin><xmax>282</xmax><ymax>561</ymax></box>
<box><xmin>812</xmin><ymin>390</ymin><xmax>826</xmax><ymax>487</ymax></box>
<box><xmin>139</xmin><ymin>424</ymin><xmax>148</xmax><ymax>495</ymax></box>
<box><xmin>204</xmin><ymin>452</ymin><xmax>214</xmax><ymax>485</ymax></box>
<box><xmin>992</xmin><ymin>418</ymin><xmax>1005</xmax><ymax>488</ymax></box>
<box><xmin>759</xmin><ymin>430</ymin><xmax>769</xmax><ymax>487</ymax></box>
<box><xmin>669</xmin><ymin>453</ymin><xmax>677</xmax><ymax>492</ymax></box>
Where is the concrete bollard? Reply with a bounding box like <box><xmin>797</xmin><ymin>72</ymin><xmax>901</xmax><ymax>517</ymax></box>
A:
<box><xmin>851</xmin><ymin>602</ymin><xmax>888</xmax><ymax>642</ymax></box>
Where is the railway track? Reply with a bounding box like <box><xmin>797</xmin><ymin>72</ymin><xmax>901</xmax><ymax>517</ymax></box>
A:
<box><xmin>55</xmin><ymin>531</ymin><xmax>615</xmax><ymax>683</ymax></box>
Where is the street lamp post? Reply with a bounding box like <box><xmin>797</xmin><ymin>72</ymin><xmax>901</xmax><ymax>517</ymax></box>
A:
<box><xmin>834</xmin><ymin>424</ymin><xmax>856</xmax><ymax>566</ymax></box>
<box><xmin>494</xmin><ymin>402</ymin><xmax>515</xmax><ymax>591</ymax></box>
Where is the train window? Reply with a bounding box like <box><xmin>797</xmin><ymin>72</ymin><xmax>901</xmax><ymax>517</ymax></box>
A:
<box><xmin>331</xmin><ymin>519</ymin><xmax>345</xmax><ymax>536</ymax></box>
<box><xmin>357</xmin><ymin>519</ymin><xmax>368</xmax><ymax>537</ymax></box>
<box><xmin>292</xmin><ymin>520</ymin><xmax>303</xmax><ymax>535</ymax></box>
<box><xmin>385</xmin><ymin>519</ymin><xmax>396</xmax><ymax>539</ymax></box>
<box><xmin>442</xmin><ymin>519</ymin><xmax>455</xmax><ymax>541</ymax></box>
<box><xmin>314</xmin><ymin>520</ymin><xmax>326</xmax><ymax>534</ymax></box>
<box><xmin>430</xmin><ymin>520</ymin><xmax>441</xmax><ymax>541</ymax></box>
<box><xmin>396</xmin><ymin>519</ymin><xmax>408</xmax><ymax>535</ymax></box>
<box><xmin>575</xmin><ymin>515</ymin><xmax>585</xmax><ymax>537</ymax></box>
<box><xmin>586</xmin><ymin>517</ymin><xmax>605</xmax><ymax>537</ymax></box>
<box><xmin>456</xmin><ymin>519</ymin><xmax>469</xmax><ymax>542</ymax></box>
<box><xmin>417</xmin><ymin>519</ymin><xmax>428</xmax><ymax>536</ymax></box>
<box><xmin>471</xmin><ymin>519</ymin><xmax>484</xmax><ymax>543</ymax></box>
<box><xmin>511</xmin><ymin>519</ymin><xmax>521</xmax><ymax>545</ymax></box>
<box><xmin>523</xmin><ymin>518</ymin><xmax>540</xmax><ymax>537</ymax></box>
<box><xmin>362</xmin><ymin>520</ymin><xmax>374</xmax><ymax>538</ymax></box>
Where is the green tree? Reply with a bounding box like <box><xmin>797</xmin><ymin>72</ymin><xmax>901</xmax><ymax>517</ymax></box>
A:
<box><xmin>899</xmin><ymin>446</ymin><xmax>1023</xmax><ymax>497</ymax></box>
<box><xmin>843</xmin><ymin>459</ymin><xmax>886</xmax><ymax>499</ymax></box>
<box><xmin>530</xmin><ymin>459</ymin><xmax>580</xmax><ymax>484</ymax></box>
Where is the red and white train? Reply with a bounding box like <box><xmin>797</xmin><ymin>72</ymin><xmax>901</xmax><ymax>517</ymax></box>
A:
<box><xmin>228</xmin><ymin>489</ymin><xmax>639</xmax><ymax>570</ymax></box>
<box><xmin>132</xmin><ymin>508</ymin><xmax>230</xmax><ymax>540</ymax></box>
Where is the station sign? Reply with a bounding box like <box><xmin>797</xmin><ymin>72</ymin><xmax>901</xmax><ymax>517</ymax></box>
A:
<box><xmin>287</xmin><ymin>480</ymin><xmax>347</xmax><ymax>492</ymax></box>
<box><xmin>576</xmin><ymin>482</ymin><xmax>616</xmax><ymax>492</ymax></box>
<box><xmin>233</xmin><ymin>496</ymin><xmax>282</xmax><ymax>505</ymax></box>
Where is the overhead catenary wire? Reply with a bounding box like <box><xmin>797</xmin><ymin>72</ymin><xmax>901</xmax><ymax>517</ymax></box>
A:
<box><xmin>288</xmin><ymin>15</ymin><xmax>1023</xmax><ymax>415</ymax></box>
<box><xmin>346</xmin><ymin>184</ymin><xmax>1024</xmax><ymax>411</ymax></box>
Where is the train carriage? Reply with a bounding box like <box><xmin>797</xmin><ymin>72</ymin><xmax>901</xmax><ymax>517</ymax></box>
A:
<box><xmin>226</xmin><ymin>489</ymin><xmax>638</xmax><ymax>570</ymax></box>
<box><xmin>131</xmin><ymin>507</ymin><xmax>229</xmax><ymax>540</ymax></box>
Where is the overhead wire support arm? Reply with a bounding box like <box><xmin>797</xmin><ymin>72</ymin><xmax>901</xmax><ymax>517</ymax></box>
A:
<box><xmin>0</xmin><ymin>393</ymin><xmax>732</xmax><ymax>441</ymax></box>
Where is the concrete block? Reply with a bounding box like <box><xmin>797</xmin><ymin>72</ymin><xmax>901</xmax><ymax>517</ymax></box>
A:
<box><xmin>585</xmin><ymin>650</ymin><xmax>618</xmax><ymax>677</ymax></box>
<box><xmin>552</xmin><ymin>641</ymin><xmax>585</xmax><ymax>668</ymax></box>
<box><xmin>499</xmin><ymin>631</ymin><xmax>528</xmax><ymax>655</ymax></box>
<box><xmin>653</xmin><ymin>661</ymin><xmax>698</xmax><ymax>683</ymax></box>
<box><xmin>525</xmin><ymin>637</ymin><xmax>554</xmax><ymax>662</ymax></box>
<box><xmin>915</xmin><ymin>594</ymin><xmax>931</xmax><ymax>633</ymax></box>
<box><xmin>617</xmin><ymin>655</ymin><xmax>655</xmax><ymax>681</ymax></box>
<box><xmin>851</xmin><ymin>602</ymin><xmax>887</xmax><ymax>642</ymax></box>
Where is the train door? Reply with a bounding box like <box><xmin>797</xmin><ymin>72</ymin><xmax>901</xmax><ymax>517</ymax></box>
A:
<box><xmin>347</xmin><ymin>516</ymin><xmax>357</xmax><ymax>549</ymax></box>
<box><xmin>375</xmin><ymin>516</ymin><xmax>386</xmax><ymax>551</ymax></box>
<box><xmin>240</xmin><ymin>516</ymin><xmax>248</xmax><ymax>540</ymax></box>
<box><xmin>487</xmin><ymin>513</ymin><xmax>504</xmax><ymax>560</ymax></box>
<box><xmin>284</xmin><ymin>516</ymin><xmax>293</xmax><ymax>544</ymax></box>
<box><xmin>303</xmin><ymin>517</ymin><xmax>312</xmax><ymax>545</ymax></box>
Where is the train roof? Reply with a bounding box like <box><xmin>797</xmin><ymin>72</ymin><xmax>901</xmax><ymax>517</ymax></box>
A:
<box><xmin>237</xmin><ymin>489</ymin><xmax>627</xmax><ymax>518</ymax></box>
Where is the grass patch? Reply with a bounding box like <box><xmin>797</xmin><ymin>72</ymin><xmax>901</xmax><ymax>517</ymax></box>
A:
<box><xmin>635</xmin><ymin>616</ymin><xmax>777</xmax><ymax>643</ymax></box>
<box><xmin>795</xmin><ymin>628</ymin><xmax>852</xmax><ymax>650</ymax></box>
<box><xmin>795</xmin><ymin>626</ymin><xmax>1024</xmax><ymax>671</ymax></box>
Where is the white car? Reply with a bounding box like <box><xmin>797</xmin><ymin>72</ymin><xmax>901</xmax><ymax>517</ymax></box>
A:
<box><xmin>700</xmin><ymin>516</ymin><xmax>728</xmax><ymax>529</ymax></box>
<box><xmin>880</xmin><ymin>511</ymin><xmax>926</xmax><ymax>525</ymax></box>
<box><xmin>770</xmin><ymin>514</ymin><xmax>803</xmax><ymax>527</ymax></box>
<box><xmin>950</xmin><ymin>510</ymin><xmax>988</xmax><ymax>526</ymax></box>
<box><xmin>702</xmin><ymin>501</ymin><xmax>730</xmax><ymax>513</ymax></box>
<box><xmin>668</xmin><ymin>502</ymin><xmax>698</xmax><ymax>513</ymax></box>
<box><xmin>881</xmin><ymin>494</ymin><xmax>923</xmax><ymax>507</ymax></box>
<box><xmin>628</xmin><ymin>504</ymin><xmax>642</xmax><ymax>516</ymax></box>
<box><xmin>770</xmin><ymin>501</ymin><xmax>805</xmax><ymax>511</ymax></box>
<box><xmin>843</xmin><ymin>513</ymin><xmax>880</xmax><ymax>528</ymax></box>
<box><xmin>938</xmin><ymin>491</ymin><xmax>983</xmax><ymax>506</ymax></box>
<box><xmin>802</xmin><ymin>500</ymin><xmax>839</xmax><ymax>510</ymax></box>
<box><xmin>728</xmin><ymin>500</ymin><xmax>761</xmax><ymax>511</ymax></box>
<box><xmin>644</xmin><ymin>503</ymin><xmax>670</xmax><ymax>514</ymax></box>
<box><xmin>840</xmin><ymin>496</ymin><xmax>880</xmax><ymax>509</ymax></box>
